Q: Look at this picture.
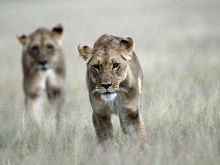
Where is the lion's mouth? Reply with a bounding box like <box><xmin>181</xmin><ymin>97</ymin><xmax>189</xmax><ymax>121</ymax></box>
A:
<box><xmin>91</xmin><ymin>87</ymin><xmax>119</xmax><ymax>96</ymax></box>
<box><xmin>39</xmin><ymin>65</ymin><xmax>49</xmax><ymax>71</ymax></box>
<box><xmin>103</xmin><ymin>91</ymin><xmax>112</xmax><ymax>95</ymax></box>
<box><xmin>41</xmin><ymin>67</ymin><xmax>48</xmax><ymax>71</ymax></box>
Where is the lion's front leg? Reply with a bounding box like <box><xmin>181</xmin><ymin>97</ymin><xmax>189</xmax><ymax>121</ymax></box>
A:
<box><xmin>92</xmin><ymin>112</ymin><xmax>114</xmax><ymax>145</ymax></box>
<box><xmin>46</xmin><ymin>87</ymin><xmax>64</xmax><ymax>133</ymax></box>
<box><xmin>119</xmin><ymin>109</ymin><xmax>147</xmax><ymax>149</ymax></box>
<box><xmin>24</xmin><ymin>93</ymin><xmax>44</xmax><ymax>127</ymax></box>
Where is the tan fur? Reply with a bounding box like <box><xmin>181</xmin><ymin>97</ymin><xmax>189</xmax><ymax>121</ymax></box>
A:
<box><xmin>78</xmin><ymin>34</ymin><xmax>147</xmax><ymax>148</ymax></box>
<box><xmin>17</xmin><ymin>24</ymin><xmax>65</xmax><ymax>132</ymax></box>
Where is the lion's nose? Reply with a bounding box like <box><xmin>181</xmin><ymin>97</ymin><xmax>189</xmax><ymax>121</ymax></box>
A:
<box><xmin>101</xmin><ymin>83</ymin><xmax>112</xmax><ymax>89</ymax></box>
<box><xmin>38</xmin><ymin>60</ymin><xmax>47</xmax><ymax>65</ymax></box>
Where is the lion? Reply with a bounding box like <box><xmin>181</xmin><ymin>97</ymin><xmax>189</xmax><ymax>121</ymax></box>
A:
<box><xmin>17</xmin><ymin>24</ymin><xmax>65</xmax><ymax>132</ymax></box>
<box><xmin>78</xmin><ymin>34</ymin><xmax>147</xmax><ymax>148</ymax></box>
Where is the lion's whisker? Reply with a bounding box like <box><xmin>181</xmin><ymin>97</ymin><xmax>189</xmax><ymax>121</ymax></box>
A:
<box><xmin>120</xmin><ymin>87</ymin><xmax>128</xmax><ymax>93</ymax></box>
<box><xmin>91</xmin><ymin>87</ymin><xmax>103</xmax><ymax>95</ymax></box>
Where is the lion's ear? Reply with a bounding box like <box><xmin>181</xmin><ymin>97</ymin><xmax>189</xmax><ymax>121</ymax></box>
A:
<box><xmin>52</xmin><ymin>24</ymin><xmax>64</xmax><ymax>45</ymax></box>
<box><xmin>17</xmin><ymin>34</ymin><xmax>29</xmax><ymax>46</ymax></box>
<box><xmin>119</xmin><ymin>37</ymin><xmax>134</xmax><ymax>60</ymax></box>
<box><xmin>78</xmin><ymin>44</ymin><xmax>93</xmax><ymax>61</ymax></box>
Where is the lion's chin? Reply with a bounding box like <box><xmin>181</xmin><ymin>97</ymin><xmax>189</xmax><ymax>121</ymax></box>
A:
<box><xmin>101</xmin><ymin>92</ymin><xmax>117</xmax><ymax>102</ymax></box>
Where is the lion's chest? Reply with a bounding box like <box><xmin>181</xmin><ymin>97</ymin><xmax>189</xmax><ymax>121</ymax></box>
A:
<box><xmin>100</xmin><ymin>93</ymin><xmax>119</xmax><ymax>114</ymax></box>
<box><xmin>38</xmin><ymin>69</ymin><xmax>55</xmax><ymax>90</ymax></box>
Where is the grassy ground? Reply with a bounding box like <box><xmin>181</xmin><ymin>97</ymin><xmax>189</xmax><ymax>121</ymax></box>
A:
<box><xmin>0</xmin><ymin>0</ymin><xmax>220</xmax><ymax>164</ymax></box>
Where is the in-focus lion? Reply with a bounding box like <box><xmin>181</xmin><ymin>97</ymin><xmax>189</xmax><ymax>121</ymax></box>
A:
<box><xmin>78</xmin><ymin>34</ymin><xmax>147</xmax><ymax>148</ymax></box>
<box><xmin>17</xmin><ymin>24</ymin><xmax>65</xmax><ymax>131</ymax></box>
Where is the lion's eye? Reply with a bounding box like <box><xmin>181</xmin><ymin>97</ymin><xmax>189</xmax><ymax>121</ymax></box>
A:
<box><xmin>47</xmin><ymin>44</ymin><xmax>54</xmax><ymax>54</ymax></box>
<box><xmin>92</xmin><ymin>64</ymin><xmax>100</xmax><ymax>71</ymax></box>
<box><xmin>112</xmin><ymin>63</ymin><xmax>120</xmax><ymax>69</ymax></box>
<box><xmin>30</xmin><ymin>45</ymin><xmax>39</xmax><ymax>56</ymax></box>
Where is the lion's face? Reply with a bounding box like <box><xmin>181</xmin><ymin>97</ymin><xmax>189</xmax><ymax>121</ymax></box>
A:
<box><xmin>78</xmin><ymin>34</ymin><xmax>134</xmax><ymax>96</ymax></box>
<box><xmin>17</xmin><ymin>24</ymin><xmax>63</xmax><ymax>71</ymax></box>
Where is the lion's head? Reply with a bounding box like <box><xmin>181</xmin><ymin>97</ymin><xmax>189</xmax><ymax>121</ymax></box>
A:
<box><xmin>17</xmin><ymin>24</ymin><xmax>64</xmax><ymax>71</ymax></box>
<box><xmin>78</xmin><ymin>34</ymin><xmax>134</xmax><ymax>97</ymax></box>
